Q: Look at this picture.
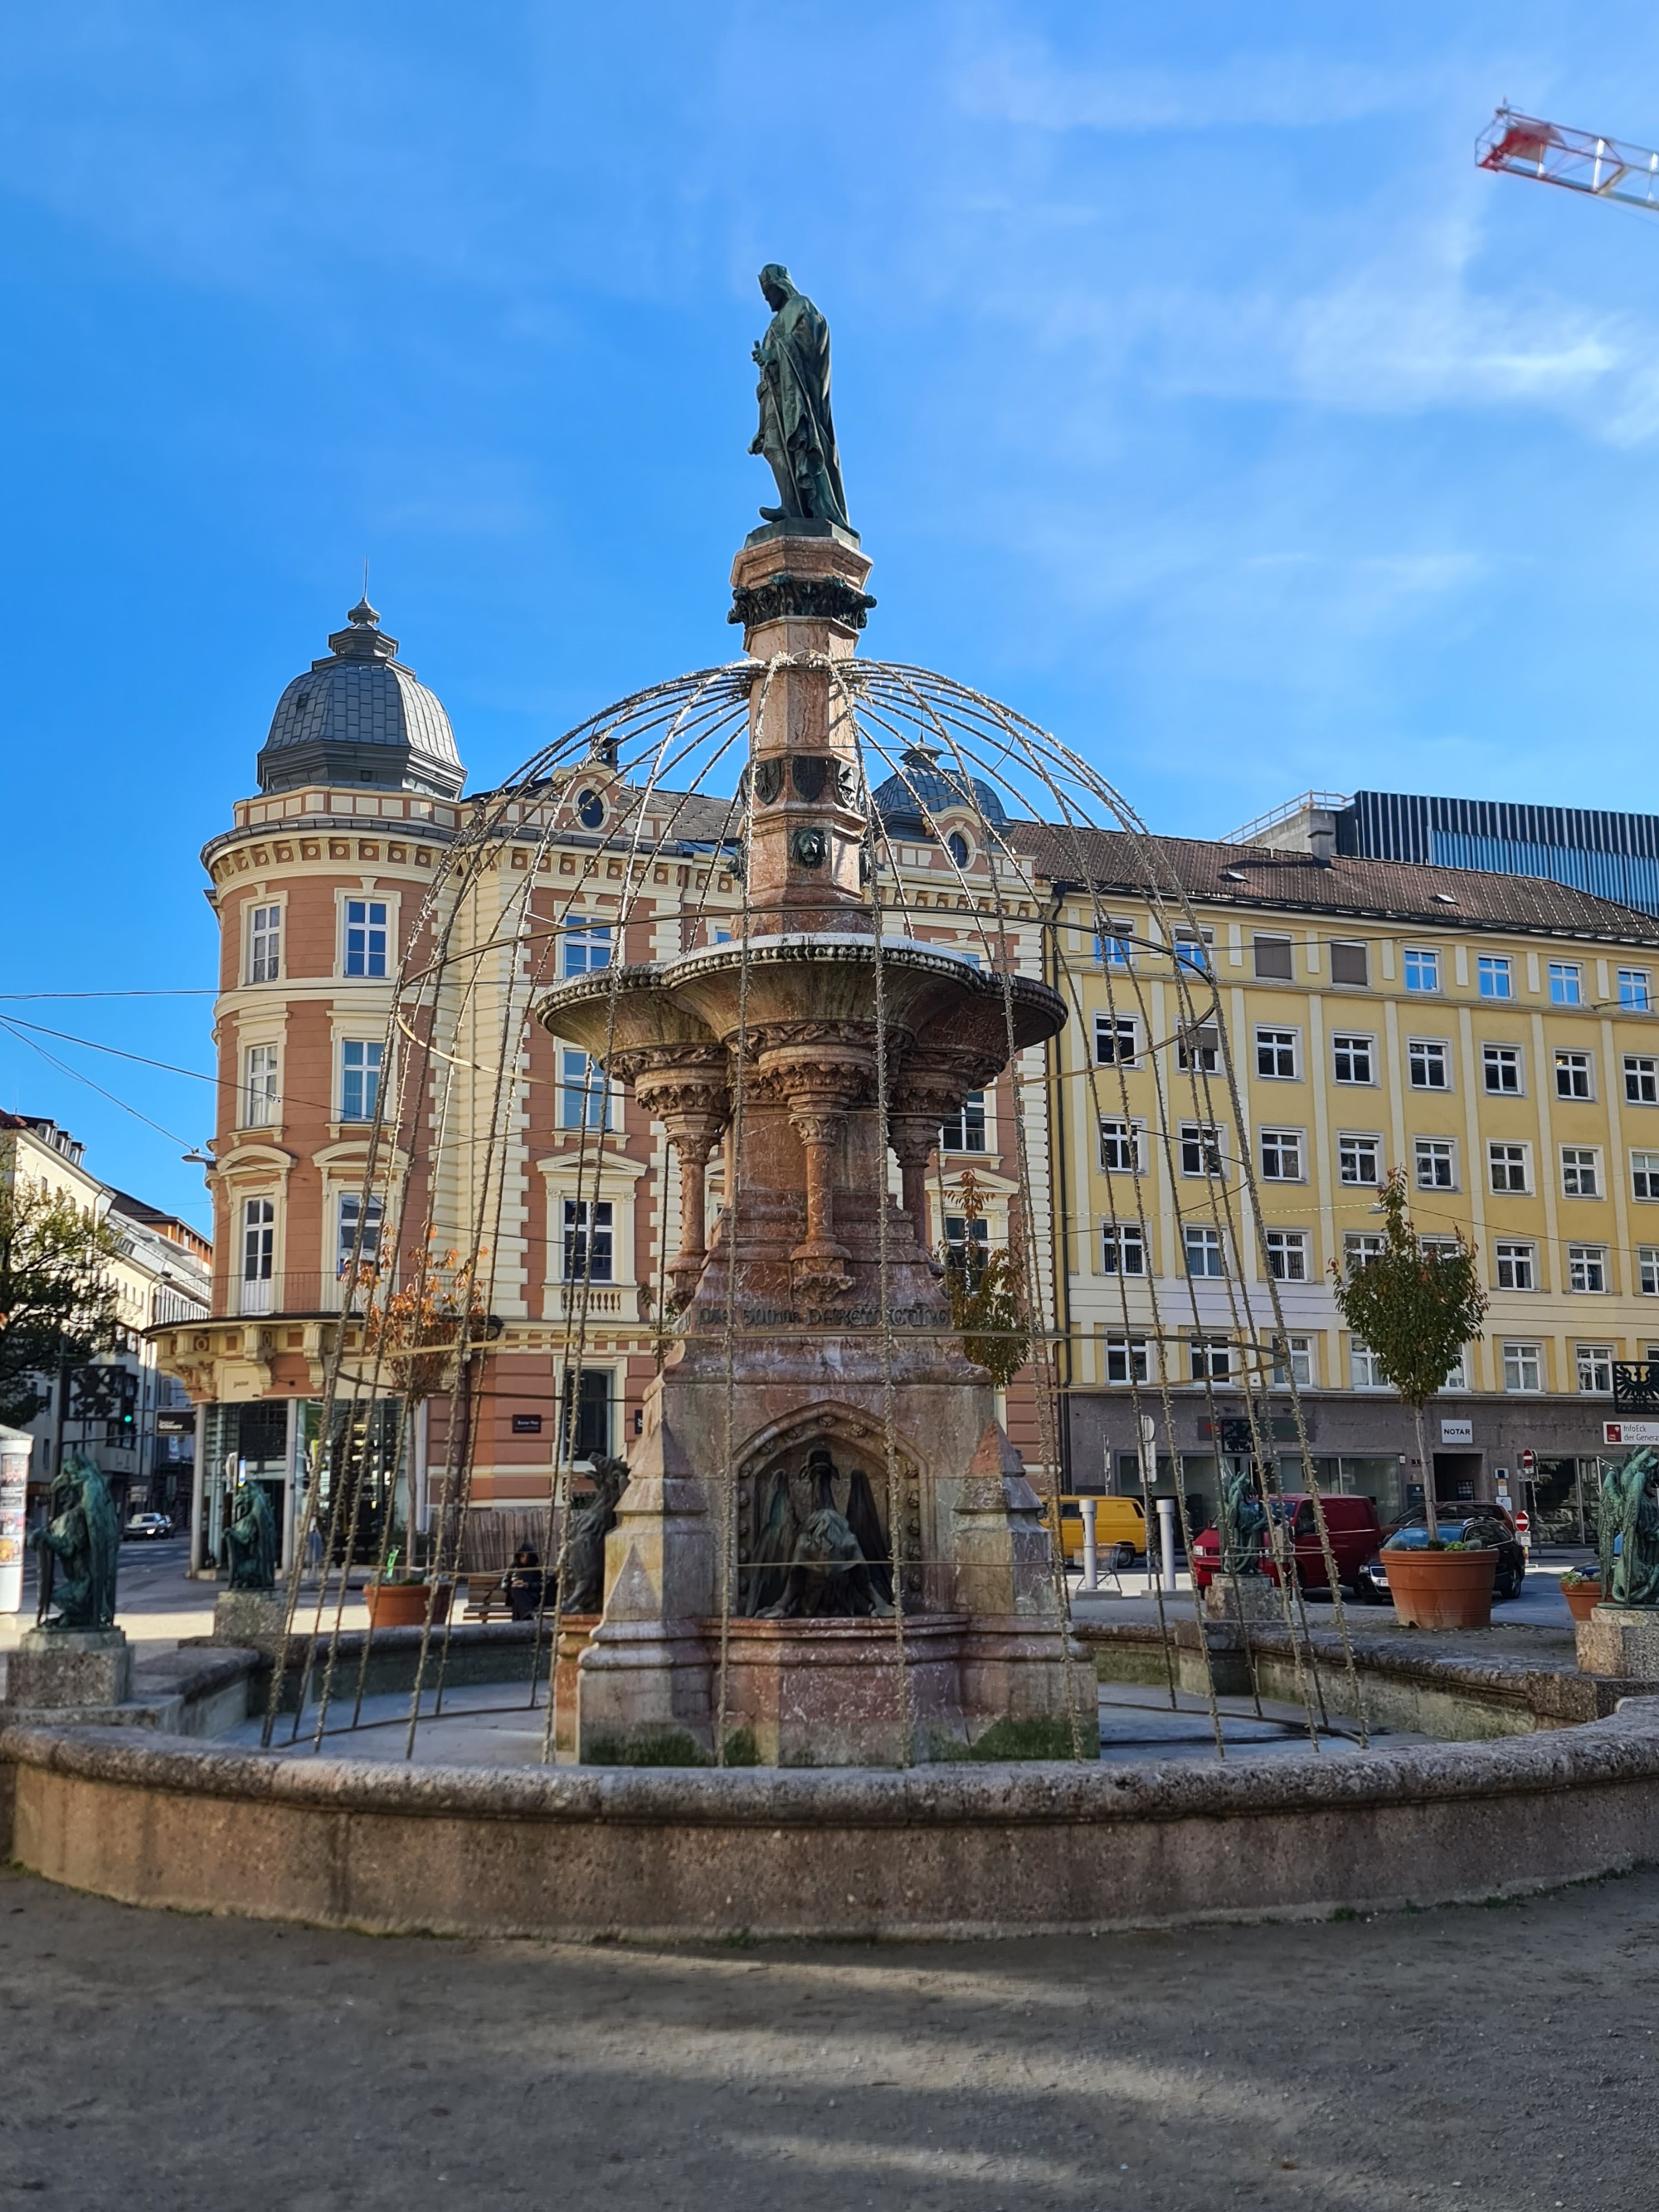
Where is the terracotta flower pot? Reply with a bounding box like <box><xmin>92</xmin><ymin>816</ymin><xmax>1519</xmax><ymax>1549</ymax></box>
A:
<box><xmin>1381</xmin><ymin>1547</ymin><xmax>1497</xmax><ymax>1630</ymax></box>
<box><xmin>1562</xmin><ymin>1579</ymin><xmax>1603</xmax><ymax>1624</ymax></box>
<box><xmin>364</xmin><ymin>1579</ymin><xmax>453</xmax><ymax>1630</ymax></box>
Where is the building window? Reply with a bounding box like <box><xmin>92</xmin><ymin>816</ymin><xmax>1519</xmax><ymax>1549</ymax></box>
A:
<box><xmin>1175</xmin><ymin>1024</ymin><xmax>1219</xmax><ymax>1074</ymax></box>
<box><xmin>1331</xmin><ymin>1034</ymin><xmax>1374</xmax><ymax>1085</ymax></box>
<box><xmin>1258</xmin><ymin>1128</ymin><xmax>1304</xmax><ymax>1182</ymax></box>
<box><xmin>1179</xmin><ymin>1122</ymin><xmax>1225</xmax><ymax>1177</ymax></box>
<box><xmin>1641</xmin><ymin>1246</ymin><xmax>1659</xmax><ymax>1296</ymax></box>
<box><xmin>1253</xmin><ymin>933</ymin><xmax>1294</xmax><ymax>981</ymax></box>
<box><xmin>1440</xmin><ymin>1348</ymin><xmax>1469</xmax><ymax>1391</ymax></box>
<box><xmin>944</xmin><ymin>1215</ymin><xmax>990</xmax><ymax>1286</ymax></box>
<box><xmin>1184</xmin><ymin>1225</ymin><xmax>1226</xmax><ymax>1278</ymax></box>
<box><xmin>1171</xmin><ymin>926</ymin><xmax>1212</xmax><ymax>975</ymax></box>
<box><xmin>1577</xmin><ymin>1344</ymin><xmax>1614</xmax><ymax>1395</ymax></box>
<box><xmin>1329</xmin><ymin>939</ymin><xmax>1369</xmax><ymax>987</ymax></box>
<box><xmin>343</xmin><ymin>899</ymin><xmax>388</xmax><ymax>978</ymax></box>
<box><xmin>1414</xmin><ymin>1138</ymin><xmax>1455</xmax><ymax>1191</ymax></box>
<box><xmin>337</xmin><ymin>1192</ymin><xmax>382</xmax><ymax>1277</ymax></box>
<box><xmin>1477</xmin><ymin>954</ymin><xmax>1511</xmax><ymax>1000</ymax></box>
<box><xmin>1272</xmin><ymin>1335</ymin><xmax>1314</xmax><ymax>1388</ymax></box>
<box><xmin>1098</xmin><ymin>1118</ymin><xmax>1145</xmax><ymax>1174</ymax></box>
<box><xmin>1094</xmin><ymin>924</ymin><xmax>1133</xmax><ymax>968</ymax></box>
<box><xmin>1567</xmin><ymin>1243</ymin><xmax>1608</xmax><ymax>1294</ymax></box>
<box><xmin>1105</xmin><ymin>1337</ymin><xmax>1150</xmax><ymax>1385</ymax></box>
<box><xmin>1561</xmin><ymin>1147</ymin><xmax>1601</xmax><ymax>1199</ymax></box>
<box><xmin>1093</xmin><ymin>1014</ymin><xmax>1139</xmax><ymax>1068</ymax></box>
<box><xmin>1619</xmin><ymin>968</ymin><xmax>1652</xmax><ymax>1011</ymax></box>
<box><xmin>1489</xmin><ymin>1142</ymin><xmax>1530</xmax><ymax>1195</ymax></box>
<box><xmin>560</xmin><ymin>1368</ymin><xmax>611</xmax><ymax>1461</ymax></box>
<box><xmin>1350</xmin><ymin>1340</ymin><xmax>1384</xmax><ymax>1390</ymax></box>
<box><xmin>1264</xmin><ymin>1229</ymin><xmax>1308</xmax><ymax>1282</ymax></box>
<box><xmin>1256</xmin><ymin>1026</ymin><xmax>1298</xmax><ymax>1079</ymax></box>
<box><xmin>1404</xmin><ymin>948</ymin><xmax>1439</xmax><ymax>993</ymax></box>
<box><xmin>1344</xmin><ymin>1232</ymin><xmax>1384</xmax><ymax>1268</ymax></box>
<box><xmin>1549</xmin><ymin>961</ymin><xmax>1583</xmax><ymax>1006</ymax></box>
<box><xmin>941</xmin><ymin>1090</ymin><xmax>987</xmax><ymax>1152</ymax></box>
<box><xmin>1625</xmin><ymin>1055</ymin><xmax>1659</xmax><ymax>1105</ymax></box>
<box><xmin>1100</xmin><ymin>1223</ymin><xmax>1147</xmax><ymax>1276</ymax></box>
<box><xmin>562</xmin><ymin>1198</ymin><xmax>615</xmax><ymax>1283</ymax></box>
<box><xmin>1189</xmin><ymin>1337</ymin><xmax>1230</xmax><ymax>1382</ymax></box>
<box><xmin>248</xmin><ymin>903</ymin><xmax>281</xmax><ymax>985</ymax></box>
<box><xmin>562</xmin><ymin>922</ymin><xmax>613</xmax><ymax>979</ymax></box>
<box><xmin>1554</xmin><ymin>1050</ymin><xmax>1593</xmax><ymax>1101</ymax></box>
<box><xmin>339</xmin><ymin>1039</ymin><xmax>383</xmax><ymax>1123</ymax></box>
<box><xmin>241</xmin><ymin>1198</ymin><xmax>275</xmax><ymax>1315</ymax></box>
<box><xmin>1494</xmin><ymin>1240</ymin><xmax>1535</xmax><ymax>1291</ymax></box>
<box><xmin>1408</xmin><ymin>1039</ymin><xmax>1451</xmax><ymax>1091</ymax></box>
<box><xmin>1481</xmin><ymin>1044</ymin><xmax>1523</xmax><ymax>1094</ymax></box>
<box><xmin>1633</xmin><ymin>1151</ymin><xmax>1659</xmax><ymax>1201</ymax></box>
<box><xmin>1337</xmin><ymin>1133</ymin><xmax>1380</xmax><ymax>1186</ymax></box>
<box><xmin>244</xmin><ymin>1045</ymin><xmax>279</xmax><ymax>1128</ymax></box>
<box><xmin>558</xmin><ymin>1048</ymin><xmax>612</xmax><ymax>1133</ymax></box>
<box><xmin>1502</xmin><ymin>1342</ymin><xmax>1544</xmax><ymax>1393</ymax></box>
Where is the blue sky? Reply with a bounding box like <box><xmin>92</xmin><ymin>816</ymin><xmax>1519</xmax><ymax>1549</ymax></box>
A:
<box><xmin>6</xmin><ymin>0</ymin><xmax>1659</xmax><ymax>1227</ymax></box>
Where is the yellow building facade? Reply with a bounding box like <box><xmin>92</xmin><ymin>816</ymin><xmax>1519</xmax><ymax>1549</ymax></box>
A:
<box><xmin>1040</xmin><ymin>827</ymin><xmax>1659</xmax><ymax>1537</ymax></box>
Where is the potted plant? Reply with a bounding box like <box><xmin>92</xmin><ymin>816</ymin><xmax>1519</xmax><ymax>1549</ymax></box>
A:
<box><xmin>1331</xmin><ymin>1171</ymin><xmax>1494</xmax><ymax>1630</ymax></box>
<box><xmin>364</xmin><ymin>1547</ymin><xmax>454</xmax><ymax>1630</ymax></box>
<box><xmin>1560</xmin><ymin>1567</ymin><xmax>1603</xmax><ymax>1624</ymax></box>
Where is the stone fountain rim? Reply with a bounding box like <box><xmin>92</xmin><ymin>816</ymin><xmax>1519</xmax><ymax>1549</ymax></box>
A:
<box><xmin>535</xmin><ymin>934</ymin><xmax>1065</xmax><ymax>1013</ymax></box>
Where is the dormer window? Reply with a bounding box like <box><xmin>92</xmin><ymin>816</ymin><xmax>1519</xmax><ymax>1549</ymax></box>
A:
<box><xmin>946</xmin><ymin>830</ymin><xmax>971</xmax><ymax>868</ymax></box>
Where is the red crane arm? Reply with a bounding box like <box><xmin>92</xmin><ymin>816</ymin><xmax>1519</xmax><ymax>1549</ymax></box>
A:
<box><xmin>1478</xmin><ymin>107</ymin><xmax>1659</xmax><ymax>214</ymax></box>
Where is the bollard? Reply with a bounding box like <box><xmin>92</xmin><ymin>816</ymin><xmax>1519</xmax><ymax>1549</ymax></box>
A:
<box><xmin>1080</xmin><ymin>1496</ymin><xmax>1097</xmax><ymax>1591</ymax></box>
<box><xmin>1157</xmin><ymin>1494</ymin><xmax>1178</xmax><ymax>1592</ymax></box>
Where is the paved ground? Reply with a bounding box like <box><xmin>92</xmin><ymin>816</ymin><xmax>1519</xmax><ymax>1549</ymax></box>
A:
<box><xmin>0</xmin><ymin>1857</ymin><xmax>1652</xmax><ymax>2210</ymax></box>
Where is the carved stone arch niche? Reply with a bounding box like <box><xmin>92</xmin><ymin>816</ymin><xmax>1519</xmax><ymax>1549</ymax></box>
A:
<box><xmin>733</xmin><ymin>1404</ymin><xmax>924</xmax><ymax>1617</ymax></box>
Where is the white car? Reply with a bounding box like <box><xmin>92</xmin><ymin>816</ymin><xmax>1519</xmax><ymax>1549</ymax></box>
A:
<box><xmin>124</xmin><ymin>1512</ymin><xmax>174</xmax><ymax>1542</ymax></box>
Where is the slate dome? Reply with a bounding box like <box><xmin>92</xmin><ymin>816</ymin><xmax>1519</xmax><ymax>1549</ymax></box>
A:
<box><xmin>870</xmin><ymin>744</ymin><xmax>1007</xmax><ymax>838</ymax></box>
<box><xmin>255</xmin><ymin>598</ymin><xmax>465</xmax><ymax>799</ymax></box>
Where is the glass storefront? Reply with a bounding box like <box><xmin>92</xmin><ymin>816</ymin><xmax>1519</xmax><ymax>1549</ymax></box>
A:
<box><xmin>198</xmin><ymin>1396</ymin><xmax>411</xmax><ymax>1574</ymax></box>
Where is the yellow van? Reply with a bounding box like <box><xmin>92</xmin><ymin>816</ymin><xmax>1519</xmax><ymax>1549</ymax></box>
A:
<box><xmin>1049</xmin><ymin>1493</ymin><xmax>1148</xmax><ymax>1566</ymax></box>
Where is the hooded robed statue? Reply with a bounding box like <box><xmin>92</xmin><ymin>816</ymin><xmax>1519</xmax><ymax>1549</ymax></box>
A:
<box><xmin>30</xmin><ymin>1452</ymin><xmax>120</xmax><ymax>1631</ymax></box>
<box><xmin>749</xmin><ymin>265</ymin><xmax>852</xmax><ymax>534</ymax></box>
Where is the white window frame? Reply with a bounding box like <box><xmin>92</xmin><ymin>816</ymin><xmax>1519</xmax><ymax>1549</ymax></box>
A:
<box><xmin>1488</xmin><ymin>1142</ymin><xmax>1530</xmax><ymax>1196</ymax></box>
<box><xmin>1477</xmin><ymin>953</ymin><xmax>1511</xmax><ymax>1001</ymax></box>
<box><xmin>1337</xmin><ymin>1133</ymin><xmax>1381</xmax><ymax>1186</ymax></box>
<box><xmin>241</xmin><ymin>1197</ymin><xmax>275</xmax><ymax>1316</ymax></box>
<box><xmin>562</xmin><ymin>1197</ymin><xmax>615</xmax><ymax>1284</ymax></box>
<box><xmin>1576</xmin><ymin>1344</ymin><xmax>1614</xmax><ymax>1395</ymax></box>
<box><xmin>1632</xmin><ymin>1150</ymin><xmax>1659</xmax><ymax>1202</ymax></box>
<box><xmin>1092</xmin><ymin>1013</ymin><xmax>1140</xmax><ymax>1069</ymax></box>
<box><xmin>1255</xmin><ymin>1026</ymin><xmax>1299</xmax><ymax>1080</ymax></box>
<box><xmin>1554</xmin><ymin>1049</ymin><xmax>1593</xmax><ymax>1102</ymax></box>
<box><xmin>1098</xmin><ymin>1117</ymin><xmax>1146</xmax><ymax>1175</ymax></box>
<box><xmin>1253</xmin><ymin>933</ymin><xmax>1295</xmax><ymax>982</ymax></box>
<box><xmin>1272</xmin><ymin>1334</ymin><xmax>1315</xmax><ymax>1388</ymax></box>
<box><xmin>338</xmin><ymin>1038</ymin><xmax>384</xmax><ymax>1125</ymax></box>
<box><xmin>1561</xmin><ymin>1146</ymin><xmax>1602</xmax><ymax>1200</ymax></box>
<box><xmin>1403</xmin><ymin>946</ymin><xmax>1440</xmax><ymax>994</ymax></box>
<box><xmin>1189</xmin><ymin>1337</ymin><xmax>1230</xmax><ymax>1382</ymax></box>
<box><xmin>1566</xmin><ymin>1243</ymin><xmax>1608</xmax><ymax>1294</ymax></box>
<box><xmin>1100</xmin><ymin>1222</ymin><xmax>1147</xmax><ymax>1277</ymax></box>
<box><xmin>243</xmin><ymin>1044</ymin><xmax>279</xmax><ymax>1129</ymax></box>
<box><xmin>1328</xmin><ymin>938</ymin><xmax>1369</xmax><ymax>988</ymax></box>
<box><xmin>1493</xmin><ymin>1240</ymin><xmax>1535</xmax><ymax>1292</ymax></box>
<box><xmin>1618</xmin><ymin>967</ymin><xmax>1652</xmax><ymax>1012</ymax></box>
<box><xmin>559</xmin><ymin>1046</ymin><xmax>614</xmax><ymax>1134</ymax></box>
<box><xmin>337</xmin><ymin>1191</ymin><xmax>383</xmax><ymax>1279</ymax></box>
<box><xmin>561</xmin><ymin>921</ymin><xmax>614</xmax><ymax>981</ymax></box>
<box><xmin>1407</xmin><ymin>1038</ymin><xmax>1452</xmax><ymax>1092</ymax></box>
<box><xmin>1482</xmin><ymin>1044</ymin><xmax>1524</xmax><ymax>1096</ymax></box>
<box><xmin>1349</xmin><ymin>1339</ymin><xmax>1385</xmax><ymax>1390</ymax></box>
<box><xmin>1175</xmin><ymin>1023</ymin><xmax>1220</xmax><ymax>1074</ymax></box>
<box><xmin>1170</xmin><ymin>925</ymin><xmax>1214</xmax><ymax>976</ymax></box>
<box><xmin>1264</xmin><ymin>1229</ymin><xmax>1308</xmax><ymax>1282</ymax></box>
<box><xmin>341</xmin><ymin>896</ymin><xmax>390</xmax><ymax>980</ymax></box>
<box><xmin>1184</xmin><ymin>1224</ymin><xmax>1226</xmax><ymax>1279</ymax></box>
<box><xmin>1105</xmin><ymin>1336</ymin><xmax>1150</xmax><ymax>1384</ymax></box>
<box><xmin>1258</xmin><ymin>1128</ymin><xmax>1305</xmax><ymax>1182</ymax></box>
<box><xmin>1625</xmin><ymin>1055</ymin><xmax>1659</xmax><ymax>1107</ymax></box>
<box><xmin>1179</xmin><ymin>1122</ymin><xmax>1226</xmax><ymax>1178</ymax></box>
<box><xmin>1331</xmin><ymin>1033</ymin><xmax>1375</xmax><ymax>1085</ymax></box>
<box><xmin>1344</xmin><ymin>1232</ymin><xmax>1384</xmax><ymax>1268</ymax></box>
<box><xmin>247</xmin><ymin>901</ymin><xmax>283</xmax><ymax>986</ymax></box>
<box><xmin>1414</xmin><ymin>1137</ymin><xmax>1456</xmax><ymax>1191</ymax></box>
<box><xmin>1094</xmin><ymin>923</ymin><xmax>1135</xmax><ymax>969</ymax></box>
<box><xmin>1501</xmin><ymin>1341</ymin><xmax>1544</xmax><ymax>1394</ymax></box>
<box><xmin>1641</xmin><ymin>1246</ymin><xmax>1659</xmax><ymax>1297</ymax></box>
<box><xmin>1549</xmin><ymin>960</ymin><xmax>1583</xmax><ymax>1006</ymax></box>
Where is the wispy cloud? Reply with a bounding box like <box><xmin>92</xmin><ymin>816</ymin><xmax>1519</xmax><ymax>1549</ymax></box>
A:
<box><xmin>955</xmin><ymin>38</ymin><xmax>1424</xmax><ymax>133</ymax></box>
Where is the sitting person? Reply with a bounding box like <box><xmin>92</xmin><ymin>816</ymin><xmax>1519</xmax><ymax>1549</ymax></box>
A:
<box><xmin>503</xmin><ymin>1545</ymin><xmax>547</xmax><ymax>1622</ymax></box>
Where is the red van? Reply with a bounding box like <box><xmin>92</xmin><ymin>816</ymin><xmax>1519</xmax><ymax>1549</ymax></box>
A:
<box><xmin>1190</xmin><ymin>1493</ymin><xmax>1384</xmax><ymax>1598</ymax></box>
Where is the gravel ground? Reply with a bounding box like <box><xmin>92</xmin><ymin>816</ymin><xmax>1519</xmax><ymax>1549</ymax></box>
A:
<box><xmin>1</xmin><ymin>1860</ymin><xmax>1654</xmax><ymax>2210</ymax></box>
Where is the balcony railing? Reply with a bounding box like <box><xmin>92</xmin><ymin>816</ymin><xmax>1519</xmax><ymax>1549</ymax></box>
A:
<box><xmin>231</xmin><ymin>1272</ymin><xmax>377</xmax><ymax>1320</ymax></box>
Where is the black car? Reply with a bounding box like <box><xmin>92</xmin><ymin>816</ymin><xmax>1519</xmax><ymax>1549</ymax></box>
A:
<box><xmin>1359</xmin><ymin>1506</ymin><xmax>1526</xmax><ymax>1605</ymax></box>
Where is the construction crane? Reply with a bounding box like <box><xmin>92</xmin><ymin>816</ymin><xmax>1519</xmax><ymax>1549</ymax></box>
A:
<box><xmin>1478</xmin><ymin>105</ymin><xmax>1659</xmax><ymax>215</ymax></box>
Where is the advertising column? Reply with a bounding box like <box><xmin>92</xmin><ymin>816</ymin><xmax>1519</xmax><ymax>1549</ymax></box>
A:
<box><xmin>0</xmin><ymin>1425</ymin><xmax>36</xmax><ymax>1614</ymax></box>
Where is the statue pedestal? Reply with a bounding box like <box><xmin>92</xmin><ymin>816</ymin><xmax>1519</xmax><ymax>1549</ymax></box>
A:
<box><xmin>1576</xmin><ymin>1604</ymin><xmax>1659</xmax><ymax>1680</ymax></box>
<box><xmin>211</xmin><ymin>1591</ymin><xmax>286</xmax><ymax>1648</ymax></box>
<box><xmin>1183</xmin><ymin>1578</ymin><xmax>1282</xmax><ymax>1698</ymax></box>
<box><xmin>5</xmin><ymin>1627</ymin><xmax>131</xmax><ymax>1710</ymax></box>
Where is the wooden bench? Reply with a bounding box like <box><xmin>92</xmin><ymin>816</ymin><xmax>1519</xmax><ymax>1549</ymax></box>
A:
<box><xmin>462</xmin><ymin>1571</ymin><xmax>509</xmax><ymax>1621</ymax></box>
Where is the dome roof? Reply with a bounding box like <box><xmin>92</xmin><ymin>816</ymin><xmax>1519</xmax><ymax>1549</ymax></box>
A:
<box><xmin>256</xmin><ymin>598</ymin><xmax>465</xmax><ymax>799</ymax></box>
<box><xmin>871</xmin><ymin>745</ymin><xmax>1006</xmax><ymax>836</ymax></box>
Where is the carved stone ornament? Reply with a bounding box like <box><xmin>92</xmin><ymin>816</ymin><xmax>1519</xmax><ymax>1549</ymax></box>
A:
<box><xmin>753</xmin><ymin>758</ymin><xmax>786</xmax><ymax>806</ymax></box>
<box><xmin>728</xmin><ymin>574</ymin><xmax>877</xmax><ymax>631</ymax></box>
<box><xmin>791</xmin><ymin>826</ymin><xmax>827</xmax><ymax>868</ymax></box>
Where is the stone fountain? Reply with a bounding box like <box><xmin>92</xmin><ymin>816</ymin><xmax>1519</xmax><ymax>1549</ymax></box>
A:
<box><xmin>536</xmin><ymin>507</ymin><xmax>1093</xmax><ymax>1764</ymax></box>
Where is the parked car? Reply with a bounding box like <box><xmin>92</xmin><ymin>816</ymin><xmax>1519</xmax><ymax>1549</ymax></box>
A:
<box><xmin>124</xmin><ymin>1512</ymin><xmax>174</xmax><ymax>1542</ymax></box>
<box><xmin>1190</xmin><ymin>1493</ymin><xmax>1384</xmax><ymax>1597</ymax></box>
<box><xmin>1050</xmin><ymin>1493</ymin><xmax>1147</xmax><ymax>1568</ymax></box>
<box><xmin>1365</xmin><ymin>1505</ymin><xmax>1525</xmax><ymax>1604</ymax></box>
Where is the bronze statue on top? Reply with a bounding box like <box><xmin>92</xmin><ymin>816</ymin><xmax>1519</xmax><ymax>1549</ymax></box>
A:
<box><xmin>750</xmin><ymin>266</ymin><xmax>852</xmax><ymax>534</ymax></box>
<box><xmin>31</xmin><ymin>1452</ymin><xmax>120</xmax><ymax>1631</ymax></box>
<box><xmin>1601</xmin><ymin>1449</ymin><xmax>1659</xmax><ymax>1606</ymax></box>
<box><xmin>1218</xmin><ymin>1464</ymin><xmax>1269</xmax><ymax>1578</ymax></box>
<box><xmin>562</xmin><ymin>1454</ymin><xmax>630</xmax><ymax>1615</ymax></box>
<box><xmin>224</xmin><ymin>1479</ymin><xmax>279</xmax><ymax>1592</ymax></box>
